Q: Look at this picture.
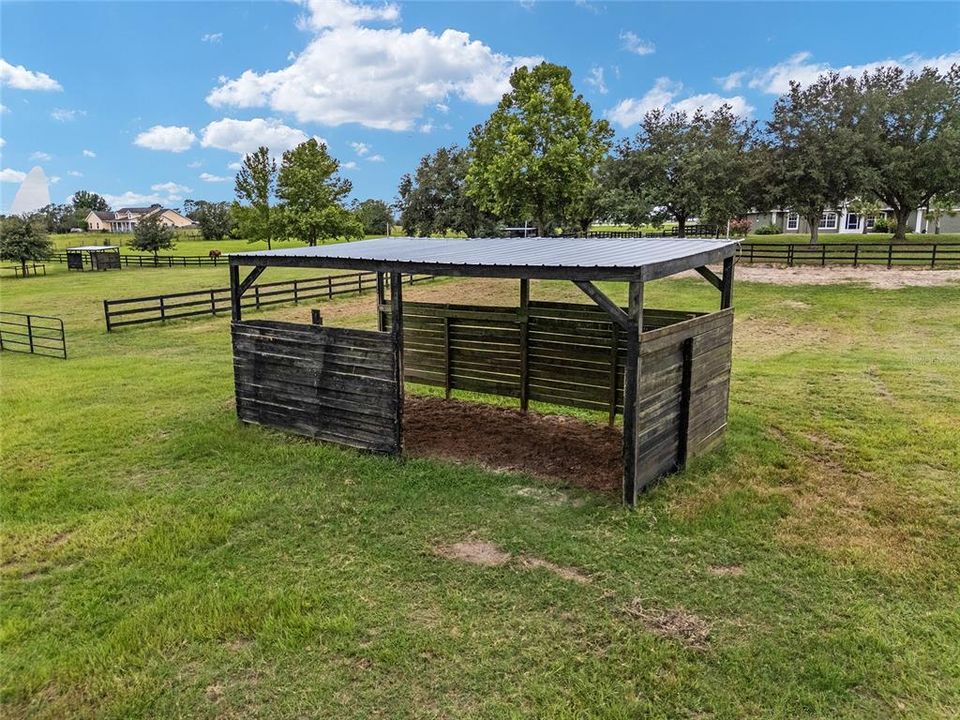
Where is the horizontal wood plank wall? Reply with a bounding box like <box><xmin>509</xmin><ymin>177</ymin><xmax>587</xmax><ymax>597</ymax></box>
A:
<box><xmin>232</xmin><ymin>320</ymin><xmax>399</xmax><ymax>454</ymax></box>
<box><xmin>634</xmin><ymin>308</ymin><xmax>734</xmax><ymax>488</ymax></box>
<box><xmin>395</xmin><ymin>300</ymin><xmax>706</xmax><ymax>414</ymax></box>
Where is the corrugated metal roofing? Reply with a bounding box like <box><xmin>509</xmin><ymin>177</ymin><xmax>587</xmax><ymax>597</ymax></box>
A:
<box><xmin>230</xmin><ymin>236</ymin><xmax>737</xmax><ymax>281</ymax></box>
<box><xmin>66</xmin><ymin>245</ymin><xmax>120</xmax><ymax>251</ymax></box>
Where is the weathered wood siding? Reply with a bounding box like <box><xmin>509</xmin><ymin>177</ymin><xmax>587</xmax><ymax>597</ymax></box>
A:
<box><xmin>232</xmin><ymin>320</ymin><xmax>399</xmax><ymax>453</ymax></box>
<box><xmin>398</xmin><ymin>300</ymin><xmax>703</xmax><ymax>414</ymax></box>
<box><xmin>634</xmin><ymin>308</ymin><xmax>733</xmax><ymax>488</ymax></box>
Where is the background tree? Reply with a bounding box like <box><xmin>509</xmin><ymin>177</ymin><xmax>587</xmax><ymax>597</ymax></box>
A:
<box><xmin>695</xmin><ymin>106</ymin><xmax>757</xmax><ymax>233</ymax></box>
<box><xmin>129</xmin><ymin>213</ymin><xmax>175</xmax><ymax>261</ymax></box>
<box><xmin>847</xmin><ymin>196</ymin><xmax>884</xmax><ymax>234</ymax></box>
<box><xmin>926</xmin><ymin>193</ymin><xmax>959</xmax><ymax>234</ymax></box>
<box><xmin>71</xmin><ymin>190</ymin><xmax>110</xmax><ymax>213</ymax></box>
<box><xmin>353</xmin><ymin>199</ymin><xmax>394</xmax><ymax>236</ymax></box>
<box><xmin>397</xmin><ymin>146</ymin><xmax>498</xmax><ymax>237</ymax></box>
<box><xmin>0</xmin><ymin>215</ymin><xmax>54</xmax><ymax>277</ymax></box>
<box><xmin>467</xmin><ymin>62</ymin><xmax>612</xmax><ymax>236</ymax></box>
<box><xmin>184</xmin><ymin>200</ymin><xmax>235</xmax><ymax>241</ymax></box>
<box><xmin>857</xmin><ymin>65</ymin><xmax>960</xmax><ymax>241</ymax></box>
<box><xmin>276</xmin><ymin>139</ymin><xmax>362</xmax><ymax>245</ymax></box>
<box><xmin>234</xmin><ymin>146</ymin><xmax>277</xmax><ymax>249</ymax></box>
<box><xmin>31</xmin><ymin>204</ymin><xmax>77</xmax><ymax>234</ymax></box>
<box><xmin>766</xmin><ymin>73</ymin><xmax>865</xmax><ymax>243</ymax></box>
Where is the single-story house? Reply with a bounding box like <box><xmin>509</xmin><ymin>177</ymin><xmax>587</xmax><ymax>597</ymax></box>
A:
<box><xmin>745</xmin><ymin>205</ymin><xmax>960</xmax><ymax>235</ymax></box>
<box><xmin>85</xmin><ymin>204</ymin><xmax>195</xmax><ymax>233</ymax></box>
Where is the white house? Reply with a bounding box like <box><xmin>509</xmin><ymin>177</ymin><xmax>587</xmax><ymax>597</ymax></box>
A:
<box><xmin>85</xmin><ymin>204</ymin><xmax>195</xmax><ymax>233</ymax></box>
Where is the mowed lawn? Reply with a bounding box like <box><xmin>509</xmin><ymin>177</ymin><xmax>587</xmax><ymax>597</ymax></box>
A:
<box><xmin>2</xmin><ymin>262</ymin><xmax>960</xmax><ymax>719</ymax></box>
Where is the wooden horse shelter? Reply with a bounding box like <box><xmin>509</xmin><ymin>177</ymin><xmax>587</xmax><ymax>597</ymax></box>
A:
<box><xmin>228</xmin><ymin>237</ymin><xmax>737</xmax><ymax>506</ymax></box>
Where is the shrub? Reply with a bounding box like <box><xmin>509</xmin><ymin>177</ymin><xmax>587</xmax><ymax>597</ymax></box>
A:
<box><xmin>729</xmin><ymin>218</ymin><xmax>752</xmax><ymax>237</ymax></box>
<box><xmin>873</xmin><ymin>217</ymin><xmax>889</xmax><ymax>232</ymax></box>
<box><xmin>753</xmin><ymin>224</ymin><xmax>782</xmax><ymax>235</ymax></box>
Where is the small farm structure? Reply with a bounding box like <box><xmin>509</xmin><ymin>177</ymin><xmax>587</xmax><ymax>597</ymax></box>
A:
<box><xmin>66</xmin><ymin>245</ymin><xmax>121</xmax><ymax>271</ymax></box>
<box><xmin>228</xmin><ymin>237</ymin><xmax>737</xmax><ymax>506</ymax></box>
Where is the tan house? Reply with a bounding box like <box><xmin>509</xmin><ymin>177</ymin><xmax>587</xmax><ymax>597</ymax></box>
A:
<box><xmin>85</xmin><ymin>204</ymin><xmax>195</xmax><ymax>233</ymax></box>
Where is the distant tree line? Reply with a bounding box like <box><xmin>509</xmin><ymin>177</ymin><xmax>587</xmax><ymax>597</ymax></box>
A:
<box><xmin>396</xmin><ymin>62</ymin><xmax>960</xmax><ymax>243</ymax></box>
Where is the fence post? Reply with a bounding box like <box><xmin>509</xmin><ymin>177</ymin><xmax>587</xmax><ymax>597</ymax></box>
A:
<box><xmin>293</xmin><ymin>280</ymin><xmax>299</xmax><ymax>304</ymax></box>
<box><xmin>254</xmin><ymin>285</ymin><xmax>261</xmax><ymax>309</ymax></box>
<box><xmin>787</xmin><ymin>244</ymin><xmax>795</xmax><ymax>267</ymax></box>
<box><xmin>159</xmin><ymin>296</ymin><xmax>167</xmax><ymax>323</ymax></box>
<box><xmin>26</xmin><ymin>315</ymin><xmax>34</xmax><ymax>354</ymax></box>
<box><xmin>821</xmin><ymin>243</ymin><xmax>826</xmax><ymax>267</ymax></box>
<box><xmin>853</xmin><ymin>244</ymin><xmax>859</xmax><ymax>268</ymax></box>
<box><xmin>328</xmin><ymin>276</ymin><xmax>333</xmax><ymax>299</ymax></box>
<box><xmin>59</xmin><ymin>319</ymin><xmax>67</xmax><ymax>359</ymax></box>
<box><xmin>103</xmin><ymin>300</ymin><xmax>112</xmax><ymax>332</ymax></box>
<box><xmin>210</xmin><ymin>290</ymin><xmax>217</xmax><ymax>315</ymax></box>
<box><xmin>887</xmin><ymin>243</ymin><xmax>894</xmax><ymax>269</ymax></box>
<box><xmin>931</xmin><ymin>244</ymin><xmax>937</xmax><ymax>269</ymax></box>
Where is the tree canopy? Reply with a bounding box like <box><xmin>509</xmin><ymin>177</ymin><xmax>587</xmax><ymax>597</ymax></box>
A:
<box><xmin>397</xmin><ymin>146</ymin><xmax>498</xmax><ymax>237</ymax></box>
<box><xmin>0</xmin><ymin>215</ymin><xmax>54</xmax><ymax>276</ymax></box>
<box><xmin>353</xmin><ymin>199</ymin><xmax>394</xmax><ymax>236</ymax></box>
<box><xmin>466</xmin><ymin>63</ymin><xmax>612</xmax><ymax>236</ymax></box>
<box><xmin>72</xmin><ymin>191</ymin><xmax>110</xmax><ymax>213</ymax></box>
<box><xmin>276</xmin><ymin>139</ymin><xmax>362</xmax><ymax>245</ymax></box>
<box><xmin>184</xmin><ymin>200</ymin><xmax>235</xmax><ymax>241</ymax></box>
<box><xmin>129</xmin><ymin>213</ymin><xmax>176</xmax><ymax>259</ymax></box>
<box><xmin>234</xmin><ymin>146</ymin><xmax>278</xmax><ymax>249</ymax></box>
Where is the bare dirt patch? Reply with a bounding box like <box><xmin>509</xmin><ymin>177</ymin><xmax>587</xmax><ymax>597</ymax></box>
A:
<box><xmin>435</xmin><ymin>539</ymin><xmax>590</xmax><ymax>583</ymax></box>
<box><xmin>405</xmin><ymin>395</ymin><xmax>622</xmax><ymax>494</ymax></box>
<box><xmin>624</xmin><ymin>598</ymin><xmax>712</xmax><ymax>649</ymax></box>
<box><xmin>707</xmin><ymin>564</ymin><xmax>745</xmax><ymax>577</ymax></box>
<box><xmin>519</xmin><ymin>556</ymin><xmax>591</xmax><ymax>584</ymax></box>
<box><xmin>435</xmin><ymin>541</ymin><xmax>511</xmax><ymax>567</ymax></box>
<box><xmin>734</xmin><ymin>316</ymin><xmax>838</xmax><ymax>360</ymax></box>
<box><xmin>710</xmin><ymin>265</ymin><xmax>960</xmax><ymax>288</ymax></box>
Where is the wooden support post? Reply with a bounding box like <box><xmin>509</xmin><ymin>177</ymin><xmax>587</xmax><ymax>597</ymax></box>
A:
<box><xmin>390</xmin><ymin>271</ymin><xmax>404</xmax><ymax>454</ymax></box>
<box><xmin>230</xmin><ymin>264</ymin><xmax>242</xmax><ymax>321</ymax></box>
<box><xmin>621</xmin><ymin>280</ymin><xmax>644</xmax><ymax>507</ymax></box>
<box><xmin>720</xmin><ymin>256</ymin><xmax>734</xmax><ymax>309</ymax></box>
<box><xmin>311</xmin><ymin>309</ymin><xmax>323</xmax><ymax>326</ymax></box>
<box><xmin>443</xmin><ymin>316</ymin><xmax>452</xmax><ymax>399</ymax></box>
<box><xmin>376</xmin><ymin>272</ymin><xmax>387</xmax><ymax>332</ymax></box>
<box><xmin>519</xmin><ymin>278</ymin><xmax>530</xmax><ymax>411</ymax></box>
<box><xmin>676</xmin><ymin>337</ymin><xmax>694</xmax><ymax>469</ymax></box>
<box><xmin>103</xmin><ymin>300</ymin><xmax>111</xmax><ymax>332</ymax></box>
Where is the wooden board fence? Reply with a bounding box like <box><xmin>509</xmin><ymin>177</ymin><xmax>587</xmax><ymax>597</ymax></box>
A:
<box><xmin>103</xmin><ymin>271</ymin><xmax>431</xmax><ymax>331</ymax></box>
<box><xmin>737</xmin><ymin>241</ymin><xmax>960</xmax><ymax>268</ymax></box>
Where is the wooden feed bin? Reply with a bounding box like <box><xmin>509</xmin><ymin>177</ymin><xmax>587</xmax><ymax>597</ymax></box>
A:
<box><xmin>66</xmin><ymin>246</ymin><xmax>121</xmax><ymax>271</ymax></box>
<box><xmin>228</xmin><ymin>237</ymin><xmax>737</xmax><ymax>506</ymax></box>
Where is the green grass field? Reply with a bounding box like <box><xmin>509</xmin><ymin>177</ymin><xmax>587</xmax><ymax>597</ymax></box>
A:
<box><xmin>50</xmin><ymin>233</ymin><xmax>373</xmax><ymax>256</ymax></box>
<box><xmin>2</xmin><ymin>263</ymin><xmax>960</xmax><ymax>718</ymax></box>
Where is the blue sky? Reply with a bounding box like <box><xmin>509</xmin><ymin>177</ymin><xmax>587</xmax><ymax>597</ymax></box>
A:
<box><xmin>1</xmin><ymin>0</ymin><xmax>958</xmax><ymax>213</ymax></box>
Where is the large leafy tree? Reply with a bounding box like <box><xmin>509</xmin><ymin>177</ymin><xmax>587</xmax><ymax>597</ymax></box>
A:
<box><xmin>466</xmin><ymin>62</ymin><xmax>612</xmax><ymax>236</ymax></box>
<box><xmin>184</xmin><ymin>200</ymin><xmax>235</xmax><ymax>241</ymax></box>
<box><xmin>857</xmin><ymin>65</ymin><xmax>960</xmax><ymax>241</ymax></box>
<box><xmin>766</xmin><ymin>73</ymin><xmax>865</xmax><ymax>243</ymax></box>
<box><xmin>129</xmin><ymin>213</ymin><xmax>175</xmax><ymax>261</ymax></box>
<box><xmin>0</xmin><ymin>215</ymin><xmax>54</xmax><ymax>277</ymax></box>
<box><xmin>352</xmin><ymin>199</ymin><xmax>394</xmax><ymax>236</ymax></box>
<box><xmin>397</xmin><ymin>146</ymin><xmax>498</xmax><ymax>237</ymax></box>
<box><xmin>234</xmin><ymin>146</ymin><xmax>278</xmax><ymax>249</ymax></box>
<box><xmin>276</xmin><ymin>139</ymin><xmax>362</xmax><ymax>246</ymax></box>
<box><xmin>695</xmin><ymin>106</ymin><xmax>757</xmax><ymax>232</ymax></box>
<box><xmin>72</xmin><ymin>190</ymin><xmax>110</xmax><ymax>213</ymax></box>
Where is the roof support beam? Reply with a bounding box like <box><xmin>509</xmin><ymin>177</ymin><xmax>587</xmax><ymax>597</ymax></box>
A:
<box><xmin>238</xmin><ymin>265</ymin><xmax>266</xmax><ymax>297</ymax></box>
<box><xmin>572</xmin><ymin>280</ymin><xmax>630</xmax><ymax>330</ymax></box>
<box><xmin>695</xmin><ymin>266</ymin><xmax>722</xmax><ymax>291</ymax></box>
<box><xmin>721</xmin><ymin>256</ymin><xmax>735</xmax><ymax>309</ymax></box>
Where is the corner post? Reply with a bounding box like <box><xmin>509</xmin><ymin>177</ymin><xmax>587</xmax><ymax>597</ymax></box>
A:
<box><xmin>622</xmin><ymin>280</ymin><xmax>644</xmax><ymax>507</ymax></box>
<box><xmin>376</xmin><ymin>272</ymin><xmax>387</xmax><ymax>332</ymax></box>
<box><xmin>390</xmin><ymin>272</ymin><xmax>404</xmax><ymax>455</ymax></box>
<box><xmin>519</xmin><ymin>278</ymin><xmax>530</xmax><ymax>411</ymax></box>
<box><xmin>230</xmin><ymin>264</ymin><xmax>242</xmax><ymax>322</ymax></box>
<box><xmin>720</xmin><ymin>255</ymin><xmax>734</xmax><ymax>309</ymax></box>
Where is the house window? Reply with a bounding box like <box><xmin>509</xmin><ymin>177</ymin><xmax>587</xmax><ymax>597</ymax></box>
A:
<box><xmin>819</xmin><ymin>212</ymin><xmax>838</xmax><ymax>230</ymax></box>
<box><xmin>865</xmin><ymin>215</ymin><xmax>876</xmax><ymax>230</ymax></box>
<box><xmin>845</xmin><ymin>213</ymin><xmax>860</xmax><ymax>230</ymax></box>
<box><xmin>786</xmin><ymin>212</ymin><xmax>799</xmax><ymax>231</ymax></box>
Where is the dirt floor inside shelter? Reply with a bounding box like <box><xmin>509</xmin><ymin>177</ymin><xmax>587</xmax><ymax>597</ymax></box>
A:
<box><xmin>404</xmin><ymin>395</ymin><xmax>623</xmax><ymax>494</ymax></box>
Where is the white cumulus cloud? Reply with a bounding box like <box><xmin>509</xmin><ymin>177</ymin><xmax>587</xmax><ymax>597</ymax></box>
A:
<box><xmin>83</xmin><ymin>149</ymin><xmax>96</xmax><ymax>158</ymax></box>
<box><xmin>103</xmin><ymin>191</ymin><xmax>166</xmax><ymax>208</ymax></box>
<box><xmin>200</xmin><ymin>117</ymin><xmax>309</xmax><ymax>156</ymax></box>
<box><xmin>134</xmin><ymin>125</ymin><xmax>197</xmax><ymax>152</ymax></box>
<box><xmin>206</xmin><ymin>0</ymin><xmax>542</xmax><ymax>130</ymax></box>
<box><xmin>585</xmin><ymin>66</ymin><xmax>607</xmax><ymax>94</ymax></box>
<box><xmin>30</xmin><ymin>151</ymin><xmax>52</xmax><ymax>161</ymax></box>
<box><xmin>0</xmin><ymin>168</ymin><xmax>27</xmax><ymax>182</ymax></box>
<box><xmin>201</xmin><ymin>32</ymin><xmax>223</xmax><ymax>43</ymax></box>
<box><xmin>151</xmin><ymin>181</ymin><xmax>192</xmax><ymax>194</ymax></box>
<box><xmin>606</xmin><ymin>77</ymin><xmax>753</xmax><ymax>128</ymax></box>
<box><xmin>721</xmin><ymin>50</ymin><xmax>960</xmax><ymax>95</ymax></box>
<box><xmin>620</xmin><ymin>31</ymin><xmax>655</xmax><ymax>56</ymax></box>
<box><xmin>68</xmin><ymin>170</ymin><xmax>83</xmax><ymax>177</ymax></box>
<box><xmin>0</xmin><ymin>59</ymin><xmax>62</xmax><ymax>91</ymax></box>
<box><xmin>366</xmin><ymin>154</ymin><xmax>385</xmax><ymax>162</ymax></box>
<box><xmin>342</xmin><ymin>161</ymin><xmax>358</xmax><ymax>169</ymax></box>
<box><xmin>351</xmin><ymin>141</ymin><xmax>371</xmax><ymax>156</ymax></box>
<box><xmin>200</xmin><ymin>172</ymin><xmax>229</xmax><ymax>182</ymax></box>
<box><xmin>51</xmin><ymin>108</ymin><xmax>84</xmax><ymax>122</ymax></box>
